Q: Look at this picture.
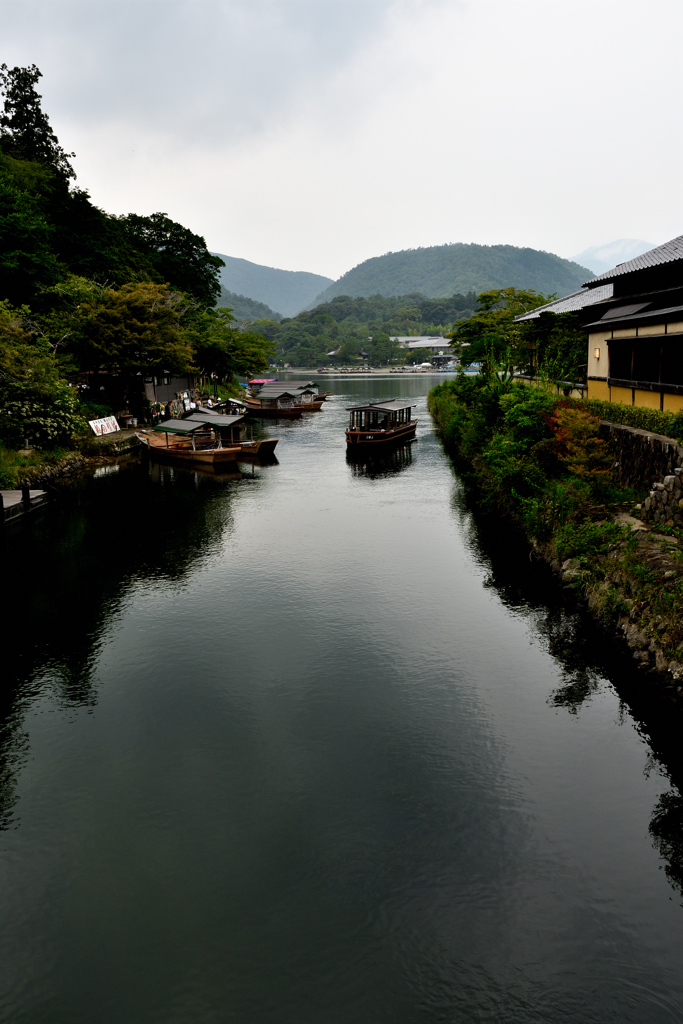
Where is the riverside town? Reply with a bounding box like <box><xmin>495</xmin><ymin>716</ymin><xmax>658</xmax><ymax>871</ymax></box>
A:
<box><xmin>3</xmin><ymin>44</ymin><xmax>683</xmax><ymax>1024</ymax></box>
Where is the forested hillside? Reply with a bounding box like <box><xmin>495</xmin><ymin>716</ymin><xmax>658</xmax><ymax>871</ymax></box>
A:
<box><xmin>217</xmin><ymin>287</ymin><xmax>282</xmax><ymax>322</ymax></box>
<box><xmin>0</xmin><ymin>63</ymin><xmax>271</xmax><ymax>467</ymax></box>
<box><xmin>211</xmin><ymin>253</ymin><xmax>332</xmax><ymax>317</ymax></box>
<box><xmin>250</xmin><ymin>291</ymin><xmax>479</xmax><ymax>367</ymax></box>
<box><xmin>312</xmin><ymin>243</ymin><xmax>593</xmax><ymax>305</ymax></box>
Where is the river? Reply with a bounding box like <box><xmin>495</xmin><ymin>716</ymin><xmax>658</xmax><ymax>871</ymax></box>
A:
<box><xmin>1</xmin><ymin>373</ymin><xmax>683</xmax><ymax>1023</ymax></box>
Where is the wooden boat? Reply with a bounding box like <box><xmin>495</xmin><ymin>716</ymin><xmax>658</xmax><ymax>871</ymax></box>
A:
<box><xmin>184</xmin><ymin>412</ymin><xmax>279</xmax><ymax>456</ymax></box>
<box><xmin>248</xmin><ymin>380</ymin><xmax>324</xmax><ymax>412</ymax></box>
<box><xmin>246</xmin><ymin>389</ymin><xmax>303</xmax><ymax>417</ymax></box>
<box><xmin>345</xmin><ymin>400</ymin><xmax>417</xmax><ymax>446</ymax></box>
<box><xmin>137</xmin><ymin>420</ymin><xmax>240</xmax><ymax>465</ymax></box>
<box><xmin>233</xmin><ymin>438</ymin><xmax>279</xmax><ymax>456</ymax></box>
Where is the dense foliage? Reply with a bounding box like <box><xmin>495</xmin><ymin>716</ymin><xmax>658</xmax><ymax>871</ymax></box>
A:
<box><xmin>428</xmin><ymin>372</ymin><xmax>635</xmax><ymax>539</ymax></box>
<box><xmin>217</xmin><ymin>287</ymin><xmax>283</xmax><ymax>322</ymax></box>
<box><xmin>314</xmin><ymin>242</ymin><xmax>594</xmax><ymax>306</ymax></box>
<box><xmin>449</xmin><ymin>288</ymin><xmax>588</xmax><ymax>384</ymax></box>
<box><xmin>250</xmin><ymin>291</ymin><xmax>477</xmax><ymax>367</ymax></box>
<box><xmin>0</xmin><ymin>64</ymin><xmax>272</xmax><ymax>454</ymax></box>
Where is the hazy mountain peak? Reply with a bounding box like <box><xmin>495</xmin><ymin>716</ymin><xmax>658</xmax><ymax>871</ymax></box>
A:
<box><xmin>211</xmin><ymin>253</ymin><xmax>333</xmax><ymax>318</ymax></box>
<box><xmin>569</xmin><ymin>239</ymin><xmax>656</xmax><ymax>276</ymax></box>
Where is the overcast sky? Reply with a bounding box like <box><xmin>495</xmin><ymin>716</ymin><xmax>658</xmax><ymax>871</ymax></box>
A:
<box><xmin>2</xmin><ymin>0</ymin><xmax>681</xmax><ymax>279</ymax></box>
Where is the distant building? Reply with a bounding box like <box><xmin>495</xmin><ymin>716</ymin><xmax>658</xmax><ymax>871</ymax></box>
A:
<box><xmin>516</xmin><ymin>235</ymin><xmax>683</xmax><ymax>412</ymax></box>
<box><xmin>143</xmin><ymin>374</ymin><xmax>199</xmax><ymax>405</ymax></box>
<box><xmin>391</xmin><ymin>336</ymin><xmax>451</xmax><ymax>351</ymax></box>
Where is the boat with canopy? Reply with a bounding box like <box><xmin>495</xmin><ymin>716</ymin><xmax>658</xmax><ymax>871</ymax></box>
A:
<box><xmin>345</xmin><ymin>400</ymin><xmax>417</xmax><ymax>446</ymax></box>
<box><xmin>137</xmin><ymin>419</ymin><xmax>239</xmax><ymax>465</ymax></box>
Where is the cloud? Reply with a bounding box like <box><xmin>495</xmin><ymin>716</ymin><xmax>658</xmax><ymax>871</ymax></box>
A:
<box><xmin>1</xmin><ymin>0</ymin><xmax>416</xmax><ymax>143</ymax></box>
<box><xmin>1</xmin><ymin>0</ymin><xmax>681</xmax><ymax>280</ymax></box>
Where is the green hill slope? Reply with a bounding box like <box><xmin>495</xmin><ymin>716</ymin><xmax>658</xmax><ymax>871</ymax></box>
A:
<box><xmin>211</xmin><ymin>253</ymin><xmax>332</xmax><ymax>318</ymax></box>
<box><xmin>312</xmin><ymin>244</ymin><xmax>593</xmax><ymax>304</ymax></box>
<box><xmin>216</xmin><ymin>287</ymin><xmax>283</xmax><ymax>322</ymax></box>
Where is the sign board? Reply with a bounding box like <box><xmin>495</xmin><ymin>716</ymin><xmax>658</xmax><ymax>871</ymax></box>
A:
<box><xmin>88</xmin><ymin>416</ymin><xmax>120</xmax><ymax>436</ymax></box>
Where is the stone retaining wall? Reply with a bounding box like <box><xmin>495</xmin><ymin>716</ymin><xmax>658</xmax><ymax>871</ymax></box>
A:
<box><xmin>598</xmin><ymin>419</ymin><xmax>683</xmax><ymax>526</ymax></box>
<box><xmin>599</xmin><ymin>420</ymin><xmax>683</xmax><ymax>490</ymax></box>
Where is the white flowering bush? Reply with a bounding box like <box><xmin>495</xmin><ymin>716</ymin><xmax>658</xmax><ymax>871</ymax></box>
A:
<box><xmin>0</xmin><ymin>376</ymin><xmax>84</xmax><ymax>448</ymax></box>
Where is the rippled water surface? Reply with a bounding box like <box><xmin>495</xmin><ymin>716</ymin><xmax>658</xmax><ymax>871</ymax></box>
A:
<box><xmin>2</xmin><ymin>374</ymin><xmax>683</xmax><ymax>1023</ymax></box>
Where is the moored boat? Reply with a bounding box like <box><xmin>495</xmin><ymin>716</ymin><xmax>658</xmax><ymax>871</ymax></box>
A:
<box><xmin>345</xmin><ymin>400</ymin><xmax>417</xmax><ymax>446</ymax></box>
<box><xmin>137</xmin><ymin>419</ymin><xmax>240</xmax><ymax>465</ymax></box>
<box><xmin>245</xmin><ymin>388</ymin><xmax>303</xmax><ymax>417</ymax></box>
<box><xmin>248</xmin><ymin>380</ymin><xmax>325</xmax><ymax>411</ymax></box>
<box><xmin>184</xmin><ymin>411</ymin><xmax>280</xmax><ymax>456</ymax></box>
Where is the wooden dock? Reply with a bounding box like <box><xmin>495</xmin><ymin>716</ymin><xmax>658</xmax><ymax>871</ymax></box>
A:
<box><xmin>1</xmin><ymin>489</ymin><xmax>49</xmax><ymax>522</ymax></box>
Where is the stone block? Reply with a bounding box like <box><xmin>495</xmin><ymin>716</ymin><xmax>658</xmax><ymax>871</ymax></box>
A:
<box><xmin>664</xmin><ymin>476</ymin><xmax>677</xmax><ymax>490</ymax></box>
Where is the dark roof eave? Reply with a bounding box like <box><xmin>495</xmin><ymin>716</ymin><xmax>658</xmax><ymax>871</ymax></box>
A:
<box><xmin>585</xmin><ymin>303</ymin><xmax>683</xmax><ymax>330</ymax></box>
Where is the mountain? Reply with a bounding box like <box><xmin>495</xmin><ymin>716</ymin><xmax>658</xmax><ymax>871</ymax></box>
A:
<box><xmin>211</xmin><ymin>253</ymin><xmax>332</xmax><ymax>318</ymax></box>
<box><xmin>569</xmin><ymin>239</ymin><xmax>656</xmax><ymax>276</ymax></box>
<box><xmin>216</xmin><ymin>287</ymin><xmax>283</xmax><ymax>321</ymax></box>
<box><xmin>311</xmin><ymin>243</ymin><xmax>593</xmax><ymax>306</ymax></box>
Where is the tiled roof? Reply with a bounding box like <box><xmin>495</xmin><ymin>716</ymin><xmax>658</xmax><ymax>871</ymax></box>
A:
<box><xmin>584</xmin><ymin>303</ymin><xmax>683</xmax><ymax>329</ymax></box>
<box><xmin>514</xmin><ymin>283</ymin><xmax>613</xmax><ymax>321</ymax></box>
<box><xmin>585</xmin><ymin>235</ymin><xmax>683</xmax><ymax>286</ymax></box>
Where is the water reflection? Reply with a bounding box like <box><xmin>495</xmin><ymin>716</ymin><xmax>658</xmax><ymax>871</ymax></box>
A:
<box><xmin>346</xmin><ymin>442</ymin><xmax>415</xmax><ymax>479</ymax></box>
<box><xmin>452</xmin><ymin>478</ymin><xmax>683</xmax><ymax>905</ymax></box>
<box><xmin>650</xmin><ymin>792</ymin><xmax>683</xmax><ymax>901</ymax></box>
<box><xmin>0</xmin><ymin>459</ymin><xmax>241</xmax><ymax>826</ymax></box>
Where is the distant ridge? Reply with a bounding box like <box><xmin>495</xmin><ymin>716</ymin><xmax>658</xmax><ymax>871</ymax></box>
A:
<box><xmin>216</xmin><ymin>287</ymin><xmax>283</xmax><ymax>322</ymax></box>
<box><xmin>569</xmin><ymin>239</ymin><xmax>656</xmax><ymax>276</ymax></box>
<box><xmin>311</xmin><ymin>243</ymin><xmax>593</xmax><ymax>306</ymax></box>
<box><xmin>211</xmin><ymin>253</ymin><xmax>332</xmax><ymax>318</ymax></box>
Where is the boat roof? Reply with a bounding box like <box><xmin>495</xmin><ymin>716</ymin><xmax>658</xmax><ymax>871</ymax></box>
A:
<box><xmin>346</xmin><ymin>400</ymin><xmax>416</xmax><ymax>413</ymax></box>
<box><xmin>151</xmin><ymin>418</ymin><xmax>206</xmax><ymax>434</ymax></box>
<box><xmin>248</xmin><ymin>378</ymin><xmax>278</xmax><ymax>385</ymax></box>
<box><xmin>186</xmin><ymin>413</ymin><xmax>243</xmax><ymax>427</ymax></box>
<box><xmin>257</xmin><ymin>384</ymin><xmax>315</xmax><ymax>394</ymax></box>
<box><xmin>252</xmin><ymin>389</ymin><xmax>300</xmax><ymax>399</ymax></box>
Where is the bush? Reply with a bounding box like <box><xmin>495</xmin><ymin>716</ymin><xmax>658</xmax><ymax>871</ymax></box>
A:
<box><xmin>580</xmin><ymin>397</ymin><xmax>683</xmax><ymax>442</ymax></box>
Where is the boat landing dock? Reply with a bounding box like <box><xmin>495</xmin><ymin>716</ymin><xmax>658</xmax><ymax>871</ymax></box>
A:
<box><xmin>1</xmin><ymin>489</ymin><xmax>49</xmax><ymax>522</ymax></box>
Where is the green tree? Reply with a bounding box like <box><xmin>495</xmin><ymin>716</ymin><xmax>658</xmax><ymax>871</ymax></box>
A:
<box><xmin>68</xmin><ymin>280</ymin><xmax>195</xmax><ymax>375</ymax></box>
<box><xmin>0</xmin><ymin>300</ymin><xmax>82</xmax><ymax>447</ymax></box>
<box><xmin>521</xmin><ymin>310</ymin><xmax>588</xmax><ymax>384</ymax></box>
<box><xmin>191</xmin><ymin>308</ymin><xmax>273</xmax><ymax>383</ymax></box>
<box><xmin>0</xmin><ymin>175</ymin><xmax>59</xmax><ymax>303</ymax></box>
<box><xmin>449</xmin><ymin>287</ymin><xmax>552</xmax><ymax>372</ymax></box>
<box><xmin>0</xmin><ymin>64</ymin><xmax>75</xmax><ymax>180</ymax></box>
<box><xmin>118</xmin><ymin>213</ymin><xmax>224</xmax><ymax>306</ymax></box>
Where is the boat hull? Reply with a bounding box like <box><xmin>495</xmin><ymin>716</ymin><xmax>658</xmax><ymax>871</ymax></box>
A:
<box><xmin>246</xmin><ymin>402</ymin><xmax>302</xmax><ymax>418</ymax></box>
<box><xmin>138</xmin><ymin>434</ymin><xmax>239</xmax><ymax>464</ymax></box>
<box><xmin>345</xmin><ymin>421</ymin><xmax>417</xmax><ymax>446</ymax></box>
<box><xmin>234</xmin><ymin>438</ymin><xmax>279</xmax><ymax>455</ymax></box>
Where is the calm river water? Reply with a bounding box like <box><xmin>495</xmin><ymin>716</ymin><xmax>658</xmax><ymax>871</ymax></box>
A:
<box><xmin>2</xmin><ymin>374</ymin><xmax>683</xmax><ymax>1023</ymax></box>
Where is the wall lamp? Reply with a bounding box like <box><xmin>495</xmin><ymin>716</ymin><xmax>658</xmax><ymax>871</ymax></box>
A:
<box><xmin>594</xmin><ymin>347</ymin><xmax>601</xmax><ymax>360</ymax></box>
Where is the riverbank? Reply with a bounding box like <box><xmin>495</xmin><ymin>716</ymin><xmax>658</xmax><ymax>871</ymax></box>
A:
<box><xmin>429</xmin><ymin>375</ymin><xmax>683</xmax><ymax>702</ymax></box>
<box><xmin>0</xmin><ymin>431</ymin><xmax>141</xmax><ymax>489</ymax></box>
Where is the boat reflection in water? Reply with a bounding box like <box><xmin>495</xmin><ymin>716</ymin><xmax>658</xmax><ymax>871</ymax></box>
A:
<box><xmin>346</xmin><ymin>441</ymin><xmax>414</xmax><ymax>479</ymax></box>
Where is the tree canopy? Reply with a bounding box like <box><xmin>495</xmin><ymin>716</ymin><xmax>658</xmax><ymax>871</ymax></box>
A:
<box><xmin>0</xmin><ymin>64</ymin><xmax>270</xmax><ymax>447</ymax></box>
<box><xmin>0</xmin><ymin>64</ymin><xmax>75</xmax><ymax>179</ymax></box>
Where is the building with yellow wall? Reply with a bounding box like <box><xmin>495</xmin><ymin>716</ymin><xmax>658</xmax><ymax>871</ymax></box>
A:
<box><xmin>517</xmin><ymin>235</ymin><xmax>683</xmax><ymax>411</ymax></box>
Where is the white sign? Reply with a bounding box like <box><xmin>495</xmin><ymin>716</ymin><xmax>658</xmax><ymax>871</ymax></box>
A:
<box><xmin>88</xmin><ymin>416</ymin><xmax>120</xmax><ymax>436</ymax></box>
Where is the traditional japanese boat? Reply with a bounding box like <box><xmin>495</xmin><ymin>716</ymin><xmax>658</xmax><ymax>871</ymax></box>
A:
<box><xmin>186</xmin><ymin>412</ymin><xmax>279</xmax><ymax>456</ymax></box>
<box><xmin>137</xmin><ymin>419</ymin><xmax>240</xmax><ymax>465</ymax></box>
<box><xmin>345</xmin><ymin>400</ymin><xmax>417</xmax><ymax>446</ymax></box>
<box><xmin>245</xmin><ymin>388</ymin><xmax>304</xmax><ymax>417</ymax></box>
<box><xmin>247</xmin><ymin>380</ymin><xmax>325</xmax><ymax>411</ymax></box>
